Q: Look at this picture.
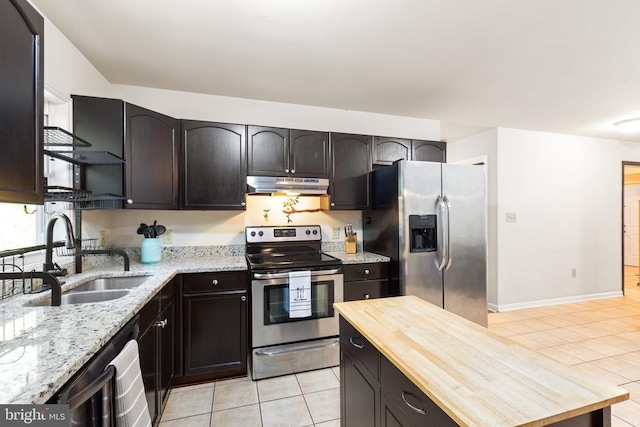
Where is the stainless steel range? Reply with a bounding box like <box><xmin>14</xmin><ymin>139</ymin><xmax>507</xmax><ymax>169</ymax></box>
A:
<box><xmin>245</xmin><ymin>225</ymin><xmax>343</xmax><ymax>380</ymax></box>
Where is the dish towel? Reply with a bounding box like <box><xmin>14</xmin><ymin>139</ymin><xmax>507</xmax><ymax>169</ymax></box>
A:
<box><xmin>289</xmin><ymin>270</ymin><xmax>312</xmax><ymax>318</ymax></box>
<box><xmin>108</xmin><ymin>339</ymin><xmax>152</xmax><ymax>427</ymax></box>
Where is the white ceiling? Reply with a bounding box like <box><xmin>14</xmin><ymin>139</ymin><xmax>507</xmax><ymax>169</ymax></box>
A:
<box><xmin>31</xmin><ymin>0</ymin><xmax>640</xmax><ymax>142</ymax></box>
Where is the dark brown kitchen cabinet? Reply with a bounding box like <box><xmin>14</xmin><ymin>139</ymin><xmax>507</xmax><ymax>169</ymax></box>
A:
<box><xmin>247</xmin><ymin>126</ymin><xmax>289</xmax><ymax>176</ymax></box>
<box><xmin>180</xmin><ymin>271</ymin><xmax>248</xmax><ymax>382</ymax></box>
<box><xmin>247</xmin><ymin>126</ymin><xmax>330</xmax><ymax>178</ymax></box>
<box><xmin>372</xmin><ymin>137</ymin><xmax>411</xmax><ymax>166</ymax></box>
<box><xmin>138</xmin><ymin>278</ymin><xmax>177</xmax><ymax>426</ymax></box>
<box><xmin>340</xmin><ymin>316</ymin><xmax>457</xmax><ymax>427</ymax></box>
<box><xmin>181</xmin><ymin>120</ymin><xmax>247</xmax><ymax>210</ymax></box>
<box><xmin>0</xmin><ymin>0</ymin><xmax>44</xmax><ymax>204</ymax></box>
<box><xmin>343</xmin><ymin>262</ymin><xmax>389</xmax><ymax>301</ymax></box>
<box><xmin>411</xmin><ymin>139</ymin><xmax>446</xmax><ymax>163</ymax></box>
<box><xmin>289</xmin><ymin>129</ymin><xmax>330</xmax><ymax>178</ymax></box>
<box><xmin>72</xmin><ymin>95</ymin><xmax>179</xmax><ymax>209</ymax></box>
<box><xmin>329</xmin><ymin>133</ymin><xmax>372</xmax><ymax>210</ymax></box>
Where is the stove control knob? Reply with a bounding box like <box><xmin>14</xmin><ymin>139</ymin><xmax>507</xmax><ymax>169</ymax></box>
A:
<box><xmin>258</xmin><ymin>231</ymin><xmax>264</xmax><ymax>237</ymax></box>
<box><xmin>250</xmin><ymin>231</ymin><xmax>256</xmax><ymax>237</ymax></box>
<box><xmin>312</xmin><ymin>230</ymin><xmax>318</xmax><ymax>235</ymax></box>
<box><xmin>306</xmin><ymin>230</ymin><xmax>311</xmax><ymax>235</ymax></box>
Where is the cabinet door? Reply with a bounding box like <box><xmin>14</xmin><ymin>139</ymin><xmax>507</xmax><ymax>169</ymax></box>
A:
<box><xmin>290</xmin><ymin>129</ymin><xmax>330</xmax><ymax>178</ymax></box>
<box><xmin>158</xmin><ymin>299</ymin><xmax>175</xmax><ymax>412</ymax></box>
<box><xmin>0</xmin><ymin>0</ymin><xmax>43</xmax><ymax>204</ymax></box>
<box><xmin>341</xmin><ymin>351</ymin><xmax>379</xmax><ymax>427</ymax></box>
<box><xmin>181</xmin><ymin>120</ymin><xmax>247</xmax><ymax>210</ymax></box>
<box><xmin>126</xmin><ymin>104</ymin><xmax>179</xmax><ymax>209</ymax></box>
<box><xmin>411</xmin><ymin>140</ymin><xmax>446</xmax><ymax>163</ymax></box>
<box><xmin>138</xmin><ymin>325</ymin><xmax>158</xmax><ymax>425</ymax></box>
<box><xmin>247</xmin><ymin>126</ymin><xmax>289</xmax><ymax>176</ymax></box>
<box><xmin>373</xmin><ymin>137</ymin><xmax>410</xmax><ymax>166</ymax></box>
<box><xmin>330</xmin><ymin>133</ymin><xmax>372</xmax><ymax>210</ymax></box>
<box><xmin>183</xmin><ymin>292</ymin><xmax>247</xmax><ymax>379</ymax></box>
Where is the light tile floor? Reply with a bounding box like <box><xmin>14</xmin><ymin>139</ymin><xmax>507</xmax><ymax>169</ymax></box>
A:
<box><xmin>161</xmin><ymin>267</ymin><xmax>640</xmax><ymax>426</ymax></box>
<box><xmin>159</xmin><ymin>366</ymin><xmax>340</xmax><ymax>427</ymax></box>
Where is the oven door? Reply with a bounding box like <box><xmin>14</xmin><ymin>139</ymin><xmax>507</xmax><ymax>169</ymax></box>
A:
<box><xmin>251</xmin><ymin>269</ymin><xmax>344</xmax><ymax>348</ymax></box>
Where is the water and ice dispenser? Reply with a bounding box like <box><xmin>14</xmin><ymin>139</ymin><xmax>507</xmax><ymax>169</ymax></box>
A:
<box><xmin>409</xmin><ymin>215</ymin><xmax>437</xmax><ymax>252</ymax></box>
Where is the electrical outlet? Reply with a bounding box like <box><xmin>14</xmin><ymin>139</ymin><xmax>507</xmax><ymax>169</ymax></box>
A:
<box><xmin>162</xmin><ymin>229</ymin><xmax>173</xmax><ymax>244</ymax></box>
<box><xmin>506</xmin><ymin>212</ymin><xmax>517</xmax><ymax>222</ymax></box>
<box><xmin>99</xmin><ymin>230</ymin><xmax>107</xmax><ymax>247</ymax></box>
<box><xmin>332</xmin><ymin>227</ymin><xmax>340</xmax><ymax>240</ymax></box>
<box><xmin>572</xmin><ymin>268</ymin><xmax>577</xmax><ymax>278</ymax></box>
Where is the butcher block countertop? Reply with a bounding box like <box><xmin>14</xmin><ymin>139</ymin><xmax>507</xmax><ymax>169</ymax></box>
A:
<box><xmin>334</xmin><ymin>296</ymin><xmax>629</xmax><ymax>427</ymax></box>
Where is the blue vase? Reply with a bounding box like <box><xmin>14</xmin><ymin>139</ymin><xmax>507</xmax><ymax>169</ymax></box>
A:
<box><xmin>141</xmin><ymin>238</ymin><xmax>162</xmax><ymax>264</ymax></box>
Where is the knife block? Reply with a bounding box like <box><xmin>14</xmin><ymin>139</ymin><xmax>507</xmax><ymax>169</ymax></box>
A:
<box><xmin>345</xmin><ymin>233</ymin><xmax>357</xmax><ymax>254</ymax></box>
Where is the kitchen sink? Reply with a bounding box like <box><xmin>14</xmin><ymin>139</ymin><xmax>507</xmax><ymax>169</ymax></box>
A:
<box><xmin>67</xmin><ymin>275</ymin><xmax>150</xmax><ymax>293</ymax></box>
<box><xmin>27</xmin><ymin>289</ymin><xmax>131</xmax><ymax>306</ymax></box>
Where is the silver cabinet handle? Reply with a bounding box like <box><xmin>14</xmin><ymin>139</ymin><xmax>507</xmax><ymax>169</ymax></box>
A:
<box><xmin>349</xmin><ymin>337</ymin><xmax>364</xmax><ymax>349</ymax></box>
<box><xmin>364</xmin><ymin>294</ymin><xmax>370</xmax><ymax>299</ymax></box>
<box><xmin>285</xmin><ymin>169</ymin><xmax>289</xmax><ymax>173</ymax></box>
<box><xmin>241</xmin><ymin>201</ymin><xmax>246</xmax><ymax>207</ymax></box>
<box><xmin>155</xmin><ymin>319</ymin><xmax>168</xmax><ymax>328</ymax></box>
<box><xmin>126</xmin><ymin>199</ymin><xmax>134</xmax><ymax>205</ymax></box>
<box><xmin>212</xmin><ymin>279</ymin><xmax>219</xmax><ymax>285</ymax></box>
<box><xmin>291</xmin><ymin>169</ymin><xmax>295</xmax><ymax>174</ymax></box>
<box><xmin>330</xmin><ymin>202</ymin><xmax>335</xmax><ymax>207</ymax></box>
<box><xmin>364</xmin><ymin>269</ymin><xmax>370</xmax><ymax>275</ymax></box>
<box><xmin>241</xmin><ymin>295</ymin><xmax>247</xmax><ymax>302</ymax></box>
<box><xmin>401</xmin><ymin>391</ymin><xmax>426</xmax><ymax>415</ymax></box>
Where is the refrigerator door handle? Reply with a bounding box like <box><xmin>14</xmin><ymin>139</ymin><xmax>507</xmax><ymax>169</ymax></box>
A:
<box><xmin>443</xmin><ymin>195</ymin><xmax>453</xmax><ymax>270</ymax></box>
<box><xmin>436</xmin><ymin>195</ymin><xmax>447</xmax><ymax>271</ymax></box>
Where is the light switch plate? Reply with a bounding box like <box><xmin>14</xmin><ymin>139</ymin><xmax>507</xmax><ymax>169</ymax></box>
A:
<box><xmin>506</xmin><ymin>212</ymin><xmax>517</xmax><ymax>222</ymax></box>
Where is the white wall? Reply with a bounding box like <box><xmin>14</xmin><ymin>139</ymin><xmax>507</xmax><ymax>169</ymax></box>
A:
<box><xmin>447</xmin><ymin>129</ymin><xmax>498</xmax><ymax>308</ymax></box>
<box><xmin>496</xmin><ymin>128</ymin><xmax>637</xmax><ymax>310</ymax></box>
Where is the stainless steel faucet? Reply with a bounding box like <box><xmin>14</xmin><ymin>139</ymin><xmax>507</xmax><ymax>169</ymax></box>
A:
<box><xmin>43</xmin><ymin>212</ymin><xmax>76</xmax><ymax>276</ymax></box>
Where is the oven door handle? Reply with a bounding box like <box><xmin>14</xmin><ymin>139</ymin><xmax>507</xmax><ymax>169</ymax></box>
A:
<box><xmin>252</xmin><ymin>268</ymin><xmax>341</xmax><ymax>279</ymax></box>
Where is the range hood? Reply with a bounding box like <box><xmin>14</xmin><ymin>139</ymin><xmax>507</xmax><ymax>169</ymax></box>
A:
<box><xmin>246</xmin><ymin>176</ymin><xmax>329</xmax><ymax>195</ymax></box>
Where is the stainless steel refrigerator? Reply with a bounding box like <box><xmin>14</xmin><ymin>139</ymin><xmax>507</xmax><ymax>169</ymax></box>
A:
<box><xmin>363</xmin><ymin>160</ymin><xmax>487</xmax><ymax>326</ymax></box>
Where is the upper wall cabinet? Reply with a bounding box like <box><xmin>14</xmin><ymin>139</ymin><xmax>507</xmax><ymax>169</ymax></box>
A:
<box><xmin>0</xmin><ymin>0</ymin><xmax>44</xmax><ymax>204</ymax></box>
<box><xmin>247</xmin><ymin>126</ymin><xmax>329</xmax><ymax>178</ymax></box>
<box><xmin>181</xmin><ymin>120</ymin><xmax>247</xmax><ymax>210</ymax></box>
<box><xmin>373</xmin><ymin>137</ymin><xmax>446</xmax><ymax>165</ymax></box>
<box><xmin>72</xmin><ymin>95</ymin><xmax>179</xmax><ymax>209</ymax></box>
<box><xmin>329</xmin><ymin>133</ymin><xmax>372</xmax><ymax>210</ymax></box>
<box><xmin>412</xmin><ymin>139</ymin><xmax>446</xmax><ymax>162</ymax></box>
<box><xmin>372</xmin><ymin>136</ymin><xmax>411</xmax><ymax>166</ymax></box>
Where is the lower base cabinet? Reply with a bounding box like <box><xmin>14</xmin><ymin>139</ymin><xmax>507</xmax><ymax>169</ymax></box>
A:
<box><xmin>340</xmin><ymin>316</ymin><xmax>457</xmax><ymax>427</ymax></box>
<box><xmin>343</xmin><ymin>263</ymin><xmax>389</xmax><ymax>302</ymax></box>
<box><xmin>178</xmin><ymin>271</ymin><xmax>248</xmax><ymax>383</ymax></box>
<box><xmin>138</xmin><ymin>278</ymin><xmax>177</xmax><ymax>426</ymax></box>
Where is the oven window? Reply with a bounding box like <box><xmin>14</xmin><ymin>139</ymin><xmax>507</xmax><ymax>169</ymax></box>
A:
<box><xmin>264</xmin><ymin>280</ymin><xmax>335</xmax><ymax>325</ymax></box>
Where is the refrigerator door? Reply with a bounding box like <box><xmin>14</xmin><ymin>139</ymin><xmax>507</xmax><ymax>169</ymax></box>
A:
<box><xmin>400</xmin><ymin>161</ymin><xmax>444</xmax><ymax>306</ymax></box>
<box><xmin>442</xmin><ymin>164</ymin><xmax>487</xmax><ymax>326</ymax></box>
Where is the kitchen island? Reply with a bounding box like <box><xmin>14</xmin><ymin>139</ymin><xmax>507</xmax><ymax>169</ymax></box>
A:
<box><xmin>334</xmin><ymin>296</ymin><xmax>629</xmax><ymax>426</ymax></box>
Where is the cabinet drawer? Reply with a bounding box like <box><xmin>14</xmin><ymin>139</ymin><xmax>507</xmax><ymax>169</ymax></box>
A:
<box><xmin>340</xmin><ymin>317</ymin><xmax>379</xmax><ymax>380</ymax></box>
<box><xmin>344</xmin><ymin>280</ymin><xmax>387</xmax><ymax>302</ymax></box>
<box><xmin>380</xmin><ymin>356</ymin><xmax>457</xmax><ymax>426</ymax></box>
<box><xmin>183</xmin><ymin>271</ymin><xmax>247</xmax><ymax>294</ymax></box>
<box><xmin>343</xmin><ymin>263</ymin><xmax>388</xmax><ymax>282</ymax></box>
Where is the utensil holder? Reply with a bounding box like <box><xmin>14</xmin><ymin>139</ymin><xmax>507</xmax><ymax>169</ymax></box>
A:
<box><xmin>141</xmin><ymin>238</ymin><xmax>162</xmax><ymax>264</ymax></box>
<box><xmin>345</xmin><ymin>233</ymin><xmax>358</xmax><ymax>254</ymax></box>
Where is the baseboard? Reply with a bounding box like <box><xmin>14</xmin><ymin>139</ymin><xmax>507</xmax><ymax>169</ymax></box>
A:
<box><xmin>490</xmin><ymin>291</ymin><xmax>624</xmax><ymax>313</ymax></box>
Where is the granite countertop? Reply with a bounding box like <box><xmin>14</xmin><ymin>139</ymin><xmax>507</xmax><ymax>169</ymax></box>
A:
<box><xmin>325</xmin><ymin>251</ymin><xmax>390</xmax><ymax>264</ymax></box>
<box><xmin>334</xmin><ymin>296</ymin><xmax>629</xmax><ymax>427</ymax></box>
<box><xmin>0</xmin><ymin>254</ymin><xmax>247</xmax><ymax>405</ymax></box>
